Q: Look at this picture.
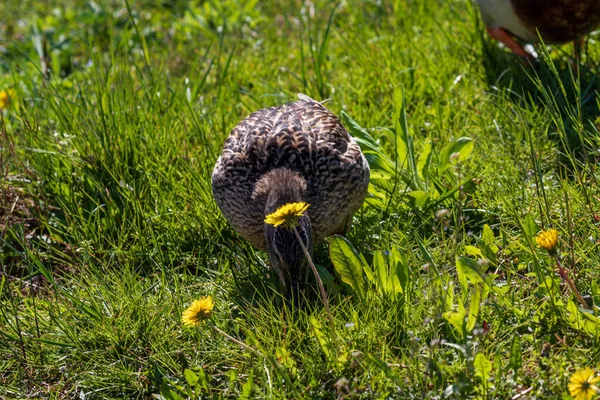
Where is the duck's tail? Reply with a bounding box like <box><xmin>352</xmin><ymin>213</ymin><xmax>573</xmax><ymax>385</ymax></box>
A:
<box><xmin>297</xmin><ymin>93</ymin><xmax>331</xmax><ymax>105</ymax></box>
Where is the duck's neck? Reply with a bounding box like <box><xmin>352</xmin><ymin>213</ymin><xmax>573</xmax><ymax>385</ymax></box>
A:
<box><xmin>253</xmin><ymin>168</ymin><xmax>308</xmax><ymax>214</ymax></box>
<box><xmin>253</xmin><ymin>168</ymin><xmax>312</xmax><ymax>291</ymax></box>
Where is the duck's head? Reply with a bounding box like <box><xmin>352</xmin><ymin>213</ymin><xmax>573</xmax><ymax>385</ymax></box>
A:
<box><xmin>253</xmin><ymin>168</ymin><xmax>312</xmax><ymax>293</ymax></box>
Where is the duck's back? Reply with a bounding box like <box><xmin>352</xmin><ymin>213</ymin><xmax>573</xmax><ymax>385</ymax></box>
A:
<box><xmin>511</xmin><ymin>0</ymin><xmax>600</xmax><ymax>43</ymax></box>
<box><xmin>478</xmin><ymin>0</ymin><xmax>600</xmax><ymax>43</ymax></box>
<box><xmin>212</xmin><ymin>97</ymin><xmax>370</xmax><ymax>250</ymax></box>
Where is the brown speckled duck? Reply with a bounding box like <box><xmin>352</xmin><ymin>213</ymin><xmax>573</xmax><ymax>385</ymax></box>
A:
<box><xmin>212</xmin><ymin>94</ymin><xmax>370</xmax><ymax>291</ymax></box>
<box><xmin>476</xmin><ymin>0</ymin><xmax>600</xmax><ymax>59</ymax></box>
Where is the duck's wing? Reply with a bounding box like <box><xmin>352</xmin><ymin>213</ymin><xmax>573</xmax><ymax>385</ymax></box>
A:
<box><xmin>278</xmin><ymin>100</ymin><xmax>370</xmax><ymax>241</ymax></box>
<box><xmin>212</xmin><ymin>106</ymin><xmax>282</xmax><ymax>250</ymax></box>
<box><xmin>216</xmin><ymin>99</ymin><xmax>352</xmax><ymax>176</ymax></box>
<box><xmin>511</xmin><ymin>0</ymin><xmax>600</xmax><ymax>43</ymax></box>
<box><xmin>255</xmin><ymin>99</ymin><xmax>352</xmax><ymax>175</ymax></box>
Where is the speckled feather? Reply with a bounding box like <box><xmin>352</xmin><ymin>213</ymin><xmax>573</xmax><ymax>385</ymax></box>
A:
<box><xmin>511</xmin><ymin>0</ymin><xmax>600</xmax><ymax>43</ymax></box>
<box><xmin>212</xmin><ymin>96</ymin><xmax>370</xmax><ymax>251</ymax></box>
<box><xmin>477</xmin><ymin>0</ymin><xmax>600</xmax><ymax>43</ymax></box>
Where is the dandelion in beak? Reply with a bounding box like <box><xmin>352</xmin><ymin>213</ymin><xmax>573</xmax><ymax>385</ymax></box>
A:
<box><xmin>181</xmin><ymin>296</ymin><xmax>215</xmax><ymax>327</ymax></box>
<box><xmin>264</xmin><ymin>202</ymin><xmax>309</xmax><ymax>228</ymax></box>
<box><xmin>536</xmin><ymin>228</ymin><xmax>558</xmax><ymax>255</ymax></box>
<box><xmin>568</xmin><ymin>368</ymin><xmax>599</xmax><ymax>400</ymax></box>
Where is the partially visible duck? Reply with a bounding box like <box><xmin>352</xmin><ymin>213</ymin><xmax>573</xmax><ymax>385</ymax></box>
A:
<box><xmin>475</xmin><ymin>0</ymin><xmax>600</xmax><ymax>59</ymax></box>
<box><xmin>212</xmin><ymin>94</ymin><xmax>370</xmax><ymax>292</ymax></box>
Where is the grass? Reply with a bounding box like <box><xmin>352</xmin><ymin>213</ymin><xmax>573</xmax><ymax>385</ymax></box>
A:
<box><xmin>1</xmin><ymin>0</ymin><xmax>600</xmax><ymax>398</ymax></box>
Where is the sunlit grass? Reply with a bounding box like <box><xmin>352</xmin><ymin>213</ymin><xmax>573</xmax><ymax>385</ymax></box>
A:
<box><xmin>1</xmin><ymin>0</ymin><xmax>600</xmax><ymax>398</ymax></box>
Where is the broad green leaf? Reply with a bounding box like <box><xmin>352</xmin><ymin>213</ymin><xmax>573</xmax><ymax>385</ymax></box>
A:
<box><xmin>275</xmin><ymin>347</ymin><xmax>297</xmax><ymax>372</ymax></box>
<box><xmin>416</xmin><ymin>237</ymin><xmax>435</xmax><ymax>266</ymax></box>
<box><xmin>480</xmin><ymin>243</ymin><xmax>499</xmax><ymax>266</ymax></box>
<box><xmin>365</xmin><ymin>189</ymin><xmax>388</xmax><ymax>210</ymax></box>
<box><xmin>197</xmin><ymin>367</ymin><xmax>210</xmax><ymax>391</ymax></box>
<box><xmin>159</xmin><ymin>384</ymin><xmax>185</xmax><ymax>400</ymax></box>
<box><xmin>443</xmin><ymin>280</ymin><xmax>455</xmax><ymax>313</ymax></box>
<box><xmin>443</xmin><ymin>309</ymin><xmax>466</xmax><ymax>340</ymax></box>
<box><xmin>565</xmin><ymin>300</ymin><xmax>600</xmax><ymax>335</ymax></box>
<box><xmin>456</xmin><ymin>256</ymin><xmax>475</xmax><ymax>299</ymax></box>
<box><xmin>341</xmin><ymin>111</ymin><xmax>379</xmax><ymax>146</ymax></box>
<box><xmin>457</xmin><ymin>256</ymin><xmax>492</xmax><ymax>304</ymax></box>
<box><xmin>316</xmin><ymin>264</ymin><xmax>335</xmax><ymax>290</ymax></box>
<box><xmin>354</xmin><ymin>137</ymin><xmax>388</xmax><ymax>156</ymax></box>
<box><xmin>309</xmin><ymin>316</ymin><xmax>330</xmax><ymax>358</ymax></box>
<box><xmin>482</xmin><ymin>224</ymin><xmax>496</xmax><ymax>248</ymax></box>
<box><xmin>387</xmin><ymin>272</ymin><xmax>402</xmax><ymax>296</ymax></box>
<box><xmin>439</xmin><ymin>137</ymin><xmax>474</xmax><ymax>172</ymax></box>
<box><xmin>361</xmin><ymin>254</ymin><xmax>374</xmax><ymax>282</ymax></box>
<box><xmin>509</xmin><ymin>335</ymin><xmax>522</xmax><ymax>372</ymax></box>
<box><xmin>456</xmin><ymin>256</ymin><xmax>486</xmax><ymax>286</ymax></box>
<box><xmin>522</xmin><ymin>214</ymin><xmax>539</xmax><ymax>240</ymax></box>
<box><xmin>386</xmin><ymin>261</ymin><xmax>402</xmax><ymax>296</ymax></box>
<box><xmin>239</xmin><ymin>368</ymin><xmax>253</xmax><ymax>400</ymax></box>
<box><xmin>367</xmin><ymin>183</ymin><xmax>388</xmax><ymax>201</ymax></box>
<box><xmin>329</xmin><ymin>235</ymin><xmax>365</xmax><ymax>298</ymax></box>
<box><xmin>370</xmin><ymin>170</ymin><xmax>393</xmax><ymax>182</ymax></box>
<box><xmin>369</xmin><ymin>170</ymin><xmax>395</xmax><ymax>191</ymax></box>
<box><xmin>393</xmin><ymin>86</ymin><xmax>421</xmax><ymax>189</ymax></box>
<box><xmin>393</xmin><ymin>88</ymin><xmax>408</xmax><ymax>171</ymax></box>
<box><xmin>372</xmin><ymin>250</ymin><xmax>403</xmax><ymax>297</ymax></box>
<box><xmin>391</xmin><ymin>247</ymin><xmax>409</xmax><ymax>294</ymax></box>
<box><xmin>228</xmin><ymin>369</ymin><xmax>238</xmax><ymax>384</ymax></box>
<box><xmin>464</xmin><ymin>245</ymin><xmax>483</xmax><ymax>257</ymax></box>
<box><xmin>494</xmin><ymin>345</ymin><xmax>503</xmax><ymax>383</ymax></box>
<box><xmin>364</xmin><ymin>151</ymin><xmax>396</xmax><ymax>174</ymax></box>
<box><xmin>184</xmin><ymin>369</ymin><xmax>199</xmax><ymax>387</ymax></box>
<box><xmin>373</xmin><ymin>251</ymin><xmax>388</xmax><ymax>296</ymax></box>
<box><xmin>417</xmin><ymin>139</ymin><xmax>433</xmax><ymax>181</ymax></box>
<box><xmin>467</xmin><ymin>283</ymin><xmax>481</xmax><ymax>331</ymax></box>
<box><xmin>474</xmin><ymin>353</ymin><xmax>492</xmax><ymax>383</ymax></box>
<box><xmin>407</xmin><ymin>190</ymin><xmax>429</xmax><ymax>208</ymax></box>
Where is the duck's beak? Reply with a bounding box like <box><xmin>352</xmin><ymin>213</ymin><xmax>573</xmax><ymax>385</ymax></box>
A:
<box><xmin>265</xmin><ymin>215</ymin><xmax>312</xmax><ymax>294</ymax></box>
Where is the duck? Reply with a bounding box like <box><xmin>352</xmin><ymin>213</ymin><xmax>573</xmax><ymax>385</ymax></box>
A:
<box><xmin>212</xmin><ymin>94</ymin><xmax>370</xmax><ymax>292</ymax></box>
<box><xmin>475</xmin><ymin>0</ymin><xmax>600</xmax><ymax>59</ymax></box>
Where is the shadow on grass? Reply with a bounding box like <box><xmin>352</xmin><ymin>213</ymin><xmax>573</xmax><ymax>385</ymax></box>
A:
<box><xmin>481</xmin><ymin>37</ymin><xmax>600</xmax><ymax>170</ymax></box>
<box><xmin>223</xmin><ymin>236</ymin><xmax>345</xmax><ymax>314</ymax></box>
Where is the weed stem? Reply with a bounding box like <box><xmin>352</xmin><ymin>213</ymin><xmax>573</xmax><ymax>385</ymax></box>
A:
<box><xmin>292</xmin><ymin>226</ymin><xmax>337</xmax><ymax>340</ymax></box>
<box><xmin>211</xmin><ymin>325</ymin><xmax>264</xmax><ymax>358</ymax></box>
<box><xmin>554</xmin><ymin>256</ymin><xmax>590</xmax><ymax>310</ymax></box>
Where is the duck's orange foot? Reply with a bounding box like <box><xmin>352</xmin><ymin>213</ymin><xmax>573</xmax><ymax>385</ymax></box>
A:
<box><xmin>486</xmin><ymin>26</ymin><xmax>535</xmax><ymax>61</ymax></box>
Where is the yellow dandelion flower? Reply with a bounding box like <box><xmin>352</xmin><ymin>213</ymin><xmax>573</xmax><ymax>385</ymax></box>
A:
<box><xmin>536</xmin><ymin>228</ymin><xmax>558</xmax><ymax>254</ymax></box>
<box><xmin>0</xmin><ymin>89</ymin><xmax>16</xmax><ymax>110</ymax></box>
<box><xmin>264</xmin><ymin>202</ymin><xmax>309</xmax><ymax>228</ymax></box>
<box><xmin>181</xmin><ymin>296</ymin><xmax>215</xmax><ymax>327</ymax></box>
<box><xmin>569</xmin><ymin>368</ymin><xmax>600</xmax><ymax>400</ymax></box>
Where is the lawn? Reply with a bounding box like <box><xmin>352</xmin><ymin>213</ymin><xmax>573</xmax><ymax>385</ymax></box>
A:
<box><xmin>1</xmin><ymin>0</ymin><xmax>600</xmax><ymax>398</ymax></box>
